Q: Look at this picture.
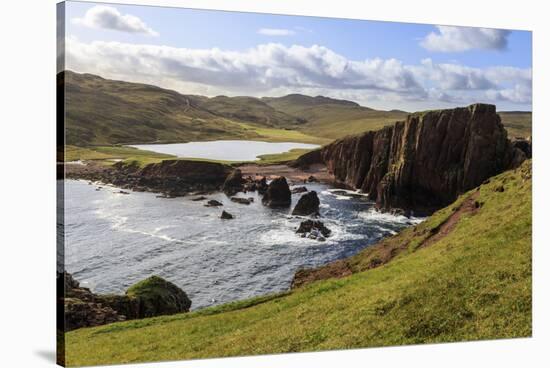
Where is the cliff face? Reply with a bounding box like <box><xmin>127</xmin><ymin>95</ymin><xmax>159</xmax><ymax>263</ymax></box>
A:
<box><xmin>295</xmin><ymin>104</ymin><xmax>527</xmax><ymax>213</ymax></box>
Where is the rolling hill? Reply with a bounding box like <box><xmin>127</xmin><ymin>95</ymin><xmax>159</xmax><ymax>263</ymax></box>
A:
<box><xmin>499</xmin><ymin>111</ymin><xmax>532</xmax><ymax>138</ymax></box>
<box><xmin>62</xmin><ymin>71</ymin><xmax>268</xmax><ymax>146</ymax></box>
<box><xmin>60</xmin><ymin>72</ymin><xmax>410</xmax><ymax>147</ymax></box>
<box><xmin>61</xmin><ymin>71</ymin><xmax>532</xmax><ymax>147</ymax></box>
<box><xmin>263</xmin><ymin>94</ymin><xmax>409</xmax><ymax>139</ymax></box>
<box><xmin>64</xmin><ymin>160</ymin><xmax>531</xmax><ymax>366</ymax></box>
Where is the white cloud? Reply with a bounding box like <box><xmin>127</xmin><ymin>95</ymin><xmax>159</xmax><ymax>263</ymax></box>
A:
<box><xmin>421</xmin><ymin>26</ymin><xmax>510</xmax><ymax>52</ymax></box>
<box><xmin>412</xmin><ymin>59</ymin><xmax>496</xmax><ymax>90</ymax></box>
<box><xmin>258</xmin><ymin>28</ymin><xmax>296</xmax><ymax>36</ymax></box>
<box><xmin>66</xmin><ymin>40</ymin><xmax>422</xmax><ymax>93</ymax></box>
<box><xmin>486</xmin><ymin>84</ymin><xmax>532</xmax><ymax>104</ymax></box>
<box><xmin>65</xmin><ymin>38</ymin><xmax>531</xmax><ymax>110</ymax></box>
<box><xmin>72</xmin><ymin>5</ymin><xmax>158</xmax><ymax>36</ymax></box>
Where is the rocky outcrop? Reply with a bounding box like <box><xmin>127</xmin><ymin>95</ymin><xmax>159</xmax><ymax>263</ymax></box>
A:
<box><xmin>125</xmin><ymin>276</ymin><xmax>192</xmax><ymax>318</ymax></box>
<box><xmin>63</xmin><ymin>273</ymin><xmax>125</xmax><ymax>331</ymax></box>
<box><xmin>293</xmin><ymin>104</ymin><xmax>526</xmax><ymax>213</ymax></box>
<box><xmin>262</xmin><ymin>176</ymin><xmax>291</xmax><ymax>208</ymax></box>
<box><xmin>67</xmin><ymin>159</ymin><xmax>233</xmax><ymax>197</ymax></box>
<box><xmin>292</xmin><ymin>191</ymin><xmax>320</xmax><ymax>216</ymax></box>
<box><xmin>60</xmin><ymin>272</ymin><xmax>191</xmax><ymax>331</ymax></box>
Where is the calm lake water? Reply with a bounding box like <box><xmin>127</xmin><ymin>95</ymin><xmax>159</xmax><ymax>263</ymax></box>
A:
<box><xmin>61</xmin><ymin>179</ymin><xmax>423</xmax><ymax>310</ymax></box>
<box><xmin>130</xmin><ymin>140</ymin><xmax>320</xmax><ymax>161</ymax></box>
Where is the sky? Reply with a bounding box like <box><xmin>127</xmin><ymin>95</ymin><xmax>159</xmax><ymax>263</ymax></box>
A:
<box><xmin>60</xmin><ymin>1</ymin><xmax>532</xmax><ymax>112</ymax></box>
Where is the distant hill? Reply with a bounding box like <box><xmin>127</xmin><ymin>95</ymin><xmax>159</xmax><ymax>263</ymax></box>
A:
<box><xmin>262</xmin><ymin>94</ymin><xmax>408</xmax><ymax>139</ymax></box>
<box><xmin>62</xmin><ymin>71</ymin><xmax>288</xmax><ymax>146</ymax></box>
<box><xmin>198</xmin><ymin>95</ymin><xmax>303</xmax><ymax>127</ymax></box>
<box><xmin>498</xmin><ymin>111</ymin><xmax>532</xmax><ymax>139</ymax></box>
<box><xmin>60</xmin><ymin>71</ymin><xmax>531</xmax><ymax>146</ymax></box>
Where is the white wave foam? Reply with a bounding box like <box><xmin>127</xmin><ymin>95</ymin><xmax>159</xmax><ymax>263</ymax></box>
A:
<box><xmin>94</xmin><ymin>207</ymin><xmax>179</xmax><ymax>242</ymax></box>
<box><xmin>258</xmin><ymin>216</ymin><xmax>363</xmax><ymax>247</ymax></box>
<box><xmin>321</xmin><ymin>188</ymin><xmax>372</xmax><ymax>201</ymax></box>
<box><xmin>358</xmin><ymin>208</ymin><xmax>425</xmax><ymax>225</ymax></box>
<box><xmin>325</xmin><ymin>188</ymin><xmax>369</xmax><ymax>197</ymax></box>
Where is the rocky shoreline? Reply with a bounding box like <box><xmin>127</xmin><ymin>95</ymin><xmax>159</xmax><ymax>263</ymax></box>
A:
<box><xmin>65</xmin><ymin>159</ymin><xmax>332</xmax><ymax>198</ymax></box>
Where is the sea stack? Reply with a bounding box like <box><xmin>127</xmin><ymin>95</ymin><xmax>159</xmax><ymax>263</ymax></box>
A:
<box><xmin>262</xmin><ymin>176</ymin><xmax>292</xmax><ymax>208</ymax></box>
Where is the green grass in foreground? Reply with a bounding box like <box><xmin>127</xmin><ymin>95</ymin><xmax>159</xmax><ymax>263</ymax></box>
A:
<box><xmin>65</xmin><ymin>161</ymin><xmax>531</xmax><ymax>366</ymax></box>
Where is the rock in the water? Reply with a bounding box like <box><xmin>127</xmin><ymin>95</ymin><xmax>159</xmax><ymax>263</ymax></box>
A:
<box><xmin>191</xmin><ymin>196</ymin><xmax>207</xmax><ymax>201</ymax></box>
<box><xmin>307</xmin><ymin>175</ymin><xmax>319</xmax><ymax>183</ymax></box>
<box><xmin>222</xmin><ymin>169</ymin><xmax>245</xmax><ymax>195</ymax></box>
<box><xmin>298</xmin><ymin>104</ymin><xmax>526</xmax><ymax>213</ymax></box>
<box><xmin>231</xmin><ymin>197</ymin><xmax>252</xmax><ymax>205</ymax></box>
<box><xmin>126</xmin><ymin>276</ymin><xmax>192</xmax><ymax>318</ymax></box>
<box><xmin>292</xmin><ymin>191</ymin><xmax>320</xmax><ymax>216</ymax></box>
<box><xmin>205</xmin><ymin>199</ymin><xmax>223</xmax><ymax>207</ymax></box>
<box><xmin>262</xmin><ymin>176</ymin><xmax>291</xmax><ymax>208</ymax></box>
<box><xmin>221</xmin><ymin>210</ymin><xmax>234</xmax><ymax>219</ymax></box>
<box><xmin>257</xmin><ymin>177</ymin><xmax>268</xmax><ymax>194</ymax></box>
<box><xmin>291</xmin><ymin>186</ymin><xmax>308</xmax><ymax>194</ymax></box>
<box><xmin>296</xmin><ymin>219</ymin><xmax>331</xmax><ymax>238</ymax></box>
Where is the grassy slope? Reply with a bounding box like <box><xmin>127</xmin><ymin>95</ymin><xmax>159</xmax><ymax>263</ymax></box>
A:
<box><xmin>197</xmin><ymin>95</ymin><xmax>302</xmax><ymax>128</ymax></box>
<box><xmin>64</xmin><ymin>145</ymin><xmax>175</xmax><ymax>163</ymax></box>
<box><xmin>499</xmin><ymin>111</ymin><xmax>532</xmax><ymax>138</ymax></box>
<box><xmin>63</xmin><ymin>71</ymin><xmax>325</xmax><ymax>146</ymax></box>
<box><xmin>263</xmin><ymin>95</ymin><xmax>408</xmax><ymax>139</ymax></box>
<box><xmin>65</xmin><ymin>161</ymin><xmax>531</xmax><ymax>366</ymax></box>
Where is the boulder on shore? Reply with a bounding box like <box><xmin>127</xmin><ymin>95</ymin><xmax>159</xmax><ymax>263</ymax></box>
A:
<box><xmin>262</xmin><ymin>176</ymin><xmax>291</xmax><ymax>208</ymax></box>
<box><xmin>292</xmin><ymin>191</ymin><xmax>320</xmax><ymax>216</ymax></box>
